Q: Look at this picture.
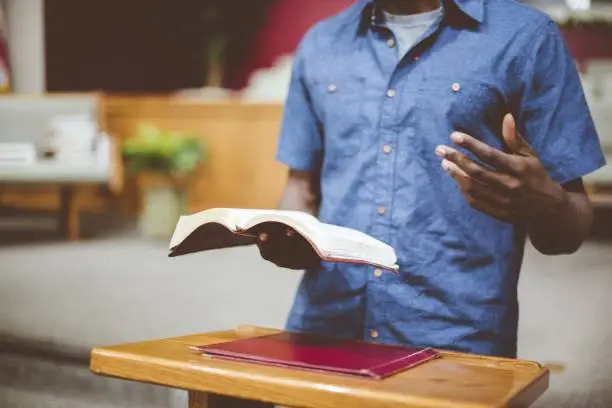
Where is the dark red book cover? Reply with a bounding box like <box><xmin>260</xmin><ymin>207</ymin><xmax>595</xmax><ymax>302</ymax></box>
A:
<box><xmin>195</xmin><ymin>332</ymin><xmax>439</xmax><ymax>379</ymax></box>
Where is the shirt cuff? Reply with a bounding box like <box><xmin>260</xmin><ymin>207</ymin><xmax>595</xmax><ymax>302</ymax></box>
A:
<box><xmin>275</xmin><ymin>149</ymin><xmax>319</xmax><ymax>171</ymax></box>
<box><xmin>549</xmin><ymin>152</ymin><xmax>607</xmax><ymax>185</ymax></box>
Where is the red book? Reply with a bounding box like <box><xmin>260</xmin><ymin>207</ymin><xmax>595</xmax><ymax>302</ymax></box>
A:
<box><xmin>195</xmin><ymin>332</ymin><xmax>439</xmax><ymax>380</ymax></box>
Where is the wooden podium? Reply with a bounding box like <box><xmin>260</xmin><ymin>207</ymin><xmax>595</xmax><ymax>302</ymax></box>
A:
<box><xmin>90</xmin><ymin>326</ymin><xmax>549</xmax><ymax>408</ymax></box>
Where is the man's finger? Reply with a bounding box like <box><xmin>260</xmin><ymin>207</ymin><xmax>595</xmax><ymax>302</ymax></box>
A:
<box><xmin>442</xmin><ymin>157</ymin><xmax>520</xmax><ymax>214</ymax></box>
<box><xmin>441</xmin><ymin>158</ymin><xmax>469</xmax><ymax>179</ymax></box>
<box><xmin>502</xmin><ymin>113</ymin><xmax>535</xmax><ymax>157</ymax></box>
<box><xmin>442</xmin><ymin>159</ymin><xmax>495</xmax><ymax>202</ymax></box>
<box><xmin>448</xmin><ymin>132</ymin><xmax>517</xmax><ymax>172</ymax></box>
<box><xmin>256</xmin><ymin>229</ymin><xmax>319</xmax><ymax>270</ymax></box>
<box><xmin>443</xmin><ymin>159</ymin><xmax>505</xmax><ymax>199</ymax></box>
<box><xmin>437</xmin><ymin>146</ymin><xmax>506</xmax><ymax>187</ymax></box>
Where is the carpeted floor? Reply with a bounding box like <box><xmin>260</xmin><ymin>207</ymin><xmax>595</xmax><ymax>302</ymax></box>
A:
<box><xmin>0</xmin><ymin>215</ymin><xmax>611</xmax><ymax>407</ymax></box>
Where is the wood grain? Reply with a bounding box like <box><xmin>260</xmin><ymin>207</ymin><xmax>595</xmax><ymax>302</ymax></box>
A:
<box><xmin>188</xmin><ymin>391</ymin><xmax>208</xmax><ymax>408</ymax></box>
<box><xmin>90</xmin><ymin>326</ymin><xmax>549</xmax><ymax>408</ymax></box>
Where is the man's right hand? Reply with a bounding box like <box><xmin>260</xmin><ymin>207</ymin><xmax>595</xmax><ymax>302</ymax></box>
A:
<box><xmin>255</xmin><ymin>223</ymin><xmax>321</xmax><ymax>270</ymax></box>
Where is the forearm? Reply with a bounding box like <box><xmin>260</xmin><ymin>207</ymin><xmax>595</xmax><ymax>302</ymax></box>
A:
<box><xmin>278</xmin><ymin>186</ymin><xmax>319</xmax><ymax>215</ymax></box>
<box><xmin>527</xmin><ymin>185</ymin><xmax>593</xmax><ymax>255</ymax></box>
<box><xmin>277</xmin><ymin>169</ymin><xmax>320</xmax><ymax>215</ymax></box>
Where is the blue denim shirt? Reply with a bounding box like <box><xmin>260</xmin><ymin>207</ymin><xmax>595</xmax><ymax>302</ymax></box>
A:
<box><xmin>275</xmin><ymin>0</ymin><xmax>606</xmax><ymax>357</ymax></box>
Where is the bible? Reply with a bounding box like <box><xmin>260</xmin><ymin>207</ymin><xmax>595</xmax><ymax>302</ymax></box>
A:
<box><xmin>195</xmin><ymin>331</ymin><xmax>439</xmax><ymax>380</ymax></box>
<box><xmin>168</xmin><ymin>208</ymin><xmax>399</xmax><ymax>271</ymax></box>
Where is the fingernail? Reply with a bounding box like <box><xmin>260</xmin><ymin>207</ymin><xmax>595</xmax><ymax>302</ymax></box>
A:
<box><xmin>451</xmin><ymin>132</ymin><xmax>464</xmax><ymax>143</ymax></box>
<box><xmin>435</xmin><ymin>146</ymin><xmax>447</xmax><ymax>157</ymax></box>
<box><xmin>441</xmin><ymin>159</ymin><xmax>452</xmax><ymax>172</ymax></box>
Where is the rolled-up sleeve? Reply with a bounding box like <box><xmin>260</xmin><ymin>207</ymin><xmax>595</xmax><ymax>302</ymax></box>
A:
<box><xmin>517</xmin><ymin>20</ymin><xmax>606</xmax><ymax>185</ymax></box>
<box><xmin>275</xmin><ymin>30</ymin><xmax>323</xmax><ymax>171</ymax></box>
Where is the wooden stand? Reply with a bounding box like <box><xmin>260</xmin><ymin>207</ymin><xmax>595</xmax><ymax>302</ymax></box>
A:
<box><xmin>90</xmin><ymin>326</ymin><xmax>549</xmax><ymax>408</ymax></box>
<box><xmin>58</xmin><ymin>185</ymin><xmax>79</xmax><ymax>241</ymax></box>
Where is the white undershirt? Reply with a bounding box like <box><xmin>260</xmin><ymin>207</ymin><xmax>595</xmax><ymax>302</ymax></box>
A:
<box><xmin>383</xmin><ymin>8</ymin><xmax>442</xmax><ymax>59</ymax></box>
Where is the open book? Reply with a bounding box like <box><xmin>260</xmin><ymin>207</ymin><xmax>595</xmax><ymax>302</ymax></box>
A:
<box><xmin>168</xmin><ymin>208</ymin><xmax>399</xmax><ymax>271</ymax></box>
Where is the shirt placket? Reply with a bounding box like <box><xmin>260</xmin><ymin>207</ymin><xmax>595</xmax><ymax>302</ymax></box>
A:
<box><xmin>367</xmin><ymin>6</ymin><xmax>445</xmax><ymax>244</ymax></box>
<box><xmin>363</xmin><ymin>6</ymin><xmax>447</xmax><ymax>343</ymax></box>
<box><xmin>363</xmin><ymin>19</ymin><xmax>404</xmax><ymax>343</ymax></box>
<box><xmin>368</xmin><ymin>6</ymin><xmax>402</xmax><ymax>247</ymax></box>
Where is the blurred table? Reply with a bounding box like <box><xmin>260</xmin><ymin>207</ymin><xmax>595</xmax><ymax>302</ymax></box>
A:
<box><xmin>0</xmin><ymin>159</ymin><xmax>112</xmax><ymax>241</ymax></box>
<box><xmin>0</xmin><ymin>160</ymin><xmax>111</xmax><ymax>184</ymax></box>
<box><xmin>90</xmin><ymin>326</ymin><xmax>549</xmax><ymax>408</ymax></box>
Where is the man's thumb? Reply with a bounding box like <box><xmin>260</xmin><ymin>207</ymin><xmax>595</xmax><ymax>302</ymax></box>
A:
<box><xmin>502</xmin><ymin>113</ymin><xmax>532</xmax><ymax>156</ymax></box>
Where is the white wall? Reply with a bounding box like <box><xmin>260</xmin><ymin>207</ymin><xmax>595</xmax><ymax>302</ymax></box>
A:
<box><xmin>4</xmin><ymin>0</ymin><xmax>45</xmax><ymax>93</ymax></box>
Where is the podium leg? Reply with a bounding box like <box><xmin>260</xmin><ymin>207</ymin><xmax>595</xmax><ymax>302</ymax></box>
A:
<box><xmin>188</xmin><ymin>392</ymin><xmax>208</xmax><ymax>408</ymax></box>
<box><xmin>188</xmin><ymin>391</ymin><xmax>274</xmax><ymax>408</ymax></box>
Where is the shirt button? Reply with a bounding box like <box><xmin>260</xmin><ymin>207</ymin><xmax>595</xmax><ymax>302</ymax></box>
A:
<box><xmin>382</xmin><ymin>144</ymin><xmax>392</xmax><ymax>154</ymax></box>
<box><xmin>373</xmin><ymin>268</ymin><xmax>383</xmax><ymax>277</ymax></box>
<box><xmin>386</xmin><ymin>38</ymin><xmax>395</xmax><ymax>47</ymax></box>
<box><xmin>451</xmin><ymin>82</ymin><xmax>461</xmax><ymax>92</ymax></box>
<box><xmin>386</xmin><ymin>89</ymin><xmax>396</xmax><ymax>98</ymax></box>
<box><xmin>370</xmin><ymin>330</ymin><xmax>379</xmax><ymax>339</ymax></box>
<box><xmin>377</xmin><ymin>206</ymin><xmax>386</xmax><ymax>215</ymax></box>
<box><xmin>327</xmin><ymin>84</ymin><xmax>338</xmax><ymax>93</ymax></box>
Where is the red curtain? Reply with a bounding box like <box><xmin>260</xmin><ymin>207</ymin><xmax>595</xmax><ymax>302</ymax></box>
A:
<box><xmin>0</xmin><ymin>2</ymin><xmax>10</xmax><ymax>93</ymax></box>
<box><xmin>231</xmin><ymin>0</ymin><xmax>353</xmax><ymax>90</ymax></box>
<box><xmin>561</xmin><ymin>26</ymin><xmax>612</xmax><ymax>64</ymax></box>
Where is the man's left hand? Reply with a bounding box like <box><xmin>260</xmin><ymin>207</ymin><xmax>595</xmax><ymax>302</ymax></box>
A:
<box><xmin>435</xmin><ymin>113</ymin><xmax>568</xmax><ymax>223</ymax></box>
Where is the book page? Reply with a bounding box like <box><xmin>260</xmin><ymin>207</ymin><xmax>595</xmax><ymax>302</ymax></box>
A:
<box><xmin>169</xmin><ymin>208</ymin><xmax>237</xmax><ymax>249</ymax></box>
<box><xmin>311</xmin><ymin>223</ymin><xmax>397</xmax><ymax>269</ymax></box>
<box><xmin>240</xmin><ymin>210</ymin><xmax>320</xmax><ymax>233</ymax></box>
<box><xmin>168</xmin><ymin>223</ymin><xmax>256</xmax><ymax>257</ymax></box>
<box><xmin>170</xmin><ymin>208</ymin><xmax>317</xmax><ymax>250</ymax></box>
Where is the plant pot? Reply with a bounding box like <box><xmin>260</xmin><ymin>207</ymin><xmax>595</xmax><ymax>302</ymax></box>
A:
<box><xmin>137</xmin><ymin>173</ymin><xmax>188</xmax><ymax>240</ymax></box>
<box><xmin>139</xmin><ymin>186</ymin><xmax>186</xmax><ymax>240</ymax></box>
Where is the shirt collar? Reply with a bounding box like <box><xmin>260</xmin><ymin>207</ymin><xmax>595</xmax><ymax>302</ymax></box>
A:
<box><xmin>346</xmin><ymin>0</ymin><xmax>484</xmax><ymax>29</ymax></box>
<box><xmin>447</xmin><ymin>0</ymin><xmax>485</xmax><ymax>23</ymax></box>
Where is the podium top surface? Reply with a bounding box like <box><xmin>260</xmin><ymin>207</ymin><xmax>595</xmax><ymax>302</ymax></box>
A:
<box><xmin>90</xmin><ymin>326</ymin><xmax>549</xmax><ymax>408</ymax></box>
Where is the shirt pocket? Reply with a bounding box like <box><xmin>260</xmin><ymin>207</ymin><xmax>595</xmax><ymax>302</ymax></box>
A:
<box><xmin>308</xmin><ymin>75</ymin><xmax>367</xmax><ymax>157</ymax></box>
<box><xmin>417</xmin><ymin>75</ymin><xmax>507</xmax><ymax>148</ymax></box>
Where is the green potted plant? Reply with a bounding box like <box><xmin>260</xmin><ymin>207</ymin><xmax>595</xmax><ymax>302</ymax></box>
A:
<box><xmin>122</xmin><ymin>123</ymin><xmax>206</xmax><ymax>239</ymax></box>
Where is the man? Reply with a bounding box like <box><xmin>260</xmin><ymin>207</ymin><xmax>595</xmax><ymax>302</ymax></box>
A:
<box><xmin>258</xmin><ymin>0</ymin><xmax>606</xmax><ymax>359</ymax></box>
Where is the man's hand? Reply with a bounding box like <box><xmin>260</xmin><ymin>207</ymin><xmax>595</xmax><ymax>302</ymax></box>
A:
<box><xmin>255</xmin><ymin>223</ymin><xmax>321</xmax><ymax>270</ymax></box>
<box><xmin>435</xmin><ymin>113</ymin><xmax>568</xmax><ymax>223</ymax></box>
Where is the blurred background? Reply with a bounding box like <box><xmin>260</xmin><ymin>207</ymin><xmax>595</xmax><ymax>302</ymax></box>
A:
<box><xmin>0</xmin><ymin>0</ymin><xmax>610</xmax><ymax>407</ymax></box>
